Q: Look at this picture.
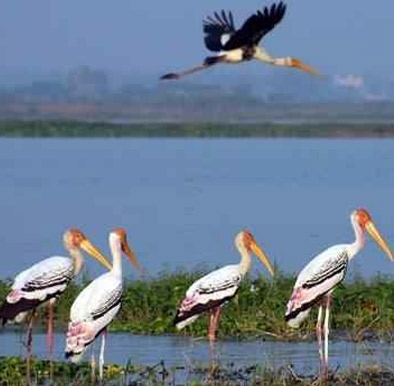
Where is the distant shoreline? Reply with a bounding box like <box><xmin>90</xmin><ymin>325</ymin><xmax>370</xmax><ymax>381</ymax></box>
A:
<box><xmin>1</xmin><ymin>121</ymin><xmax>394</xmax><ymax>138</ymax></box>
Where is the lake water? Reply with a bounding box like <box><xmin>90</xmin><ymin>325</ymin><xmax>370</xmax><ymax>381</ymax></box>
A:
<box><xmin>0</xmin><ymin>138</ymin><xmax>393</xmax><ymax>279</ymax></box>
<box><xmin>1</xmin><ymin>331</ymin><xmax>394</xmax><ymax>373</ymax></box>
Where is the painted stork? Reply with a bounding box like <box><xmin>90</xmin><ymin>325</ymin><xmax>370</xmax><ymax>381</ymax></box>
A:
<box><xmin>174</xmin><ymin>230</ymin><xmax>274</xmax><ymax>345</ymax></box>
<box><xmin>285</xmin><ymin>208</ymin><xmax>393</xmax><ymax>378</ymax></box>
<box><xmin>0</xmin><ymin>229</ymin><xmax>111</xmax><ymax>359</ymax></box>
<box><xmin>161</xmin><ymin>2</ymin><xmax>318</xmax><ymax>80</ymax></box>
<box><xmin>65</xmin><ymin>228</ymin><xmax>141</xmax><ymax>380</ymax></box>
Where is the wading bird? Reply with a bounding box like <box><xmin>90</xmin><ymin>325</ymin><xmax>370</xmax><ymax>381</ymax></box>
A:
<box><xmin>285</xmin><ymin>208</ymin><xmax>393</xmax><ymax>378</ymax></box>
<box><xmin>161</xmin><ymin>2</ymin><xmax>318</xmax><ymax>80</ymax></box>
<box><xmin>65</xmin><ymin>229</ymin><xmax>141</xmax><ymax>380</ymax></box>
<box><xmin>174</xmin><ymin>230</ymin><xmax>274</xmax><ymax>345</ymax></box>
<box><xmin>0</xmin><ymin>229</ymin><xmax>111</xmax><ymax>359</ymax></box>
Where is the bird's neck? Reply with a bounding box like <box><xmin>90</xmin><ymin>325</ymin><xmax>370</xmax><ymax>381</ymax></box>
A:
<box><xmin>254</xmin><ymin>47</ymin><xmax>275</xmax><ymax>64</ymax></box>
<box><xmin>70</xmin><ymin>248</ymin><xmax>84</xmax><ymax>275</ymax></box>
<box><xmin>110</xmin><ymin>237</ymin><xmax>123</xmax><ymax>277</ymax></box>
<box><xmin>347</xmin><ymin>216</ymin><xmax>365</xmax><ymax>260</ymax></box>
<box><xmin>237</xmin><ymin>244</ymin><xmax>252</xmax><ymax>276</ymax></box>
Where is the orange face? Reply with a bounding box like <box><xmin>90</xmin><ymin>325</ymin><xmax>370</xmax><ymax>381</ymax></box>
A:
<box><xmin>353</xmin><ymin>209</ymin><xmax>393</xmax><ymax>261</ymax></box>
<box><xmin>63</xmin><ymin>228</ymin><xmax>112</xmax><ymax>270</ymax></box>
<box><xmin>64</xmin><ymin>228</ymin><xmax>86</xmax><ymax>249</ymax></box>
<box><xmin>241</xmin><ymin>229</ymin><xmax>274</xmax><ymax>276</ymax></box>
<box><xmin>355</xmin><ymin>208</ymin><xmax>372</xmax><ymax>229</ymax></box>
<box><xmin>242</xmin><ymin>230</ymin><xmax>255</xmax><ymax>253</ymax></box>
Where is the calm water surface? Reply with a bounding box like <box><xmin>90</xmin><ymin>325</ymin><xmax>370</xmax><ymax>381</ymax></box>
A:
<box><xmin>0</xmin><ymin>138</ymin><xmax>393</xmax><ymax>278</ymax></box>
<box><xmin>1</xmin><ymin>331</ymin><xmax>393</xmax><ymax>372</ymax></box>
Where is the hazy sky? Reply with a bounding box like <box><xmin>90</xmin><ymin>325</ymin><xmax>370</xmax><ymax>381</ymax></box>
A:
<box><xmin>1</xmin><ymin>0</ymin><xmax>393</xmax><ymax>78</ymax></box>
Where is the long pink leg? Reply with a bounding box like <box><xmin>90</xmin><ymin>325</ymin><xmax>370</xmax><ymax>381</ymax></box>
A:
<box><xmin>46</xmin><ymin>299</ymin><xmax>55</xmax><ymax>358</ymax></box>
<box><xmin>322</xmin><ymin>294</ymin><xmax>332</xmax><ymax>380</ymax></box>
<box><xmin>316</xmin><ymin>304</ymin><xmax>324</xmax><ymax>372</ymax></box>
<box><xmin>26</xmin><ymin>311</ymin><xmax>36</xmax><ymax>385</ymax></box>
<box><xmin>99</xmin><ymin>328</ymin><xmax>107</xmax><ymax>380</ymax></box>
<box><xmin>208</xmin><ymin>307</ymin><xmax>221</xmax><ymax>347</ymax></box>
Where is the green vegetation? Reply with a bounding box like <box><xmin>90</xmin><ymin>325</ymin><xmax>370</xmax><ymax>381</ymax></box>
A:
<box><xmin>0</xmin><ymin>356</ymin><xmax>393</xmax><ymax>385</ymax></box>
<box><xmin>1</xmin><ymin>270</ymin><xmax>394</xmax><ymax>341</ymax></box>
<box><xmin>1</xmin><ymin>121</ymin><xmax>394</xmax><ymax>138</ymax></box>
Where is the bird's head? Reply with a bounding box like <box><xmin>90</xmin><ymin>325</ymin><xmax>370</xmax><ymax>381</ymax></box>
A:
<box><xmin>237</xmin><ymin>230</ymin><xmax>274</xmax><ymax>276</ymax></box>
<box><xmin>63</xmin><ymin>228</ymin><xmax>112</xmax><ymax>269</ymax></box>
<box><xmin>352</xmin><ymin>208</ymin><xmax>393</xmax><ymax>261</ymax></box>
<box><xmin>111</xmin><ymin>228</ymin><xmax>143</xmax><ymax>272</ymax></box>
<box><xmin>290</xmin><ymin>58</ymin><xmax>320</xmax><ymax>76</ymax></box>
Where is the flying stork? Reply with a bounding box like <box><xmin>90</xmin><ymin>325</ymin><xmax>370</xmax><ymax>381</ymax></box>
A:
<box><xmin>285</xmin><ymin>208</ymin><xmax>393</xmax><ymax>379</ymax></box>
<box><xmin>65</xmin><ymin>228</ymin><xmax>142</xmax><ymax>380</ymax></box>
<box><xmin>0</xmin><ymin>229</ymin><xmax>111</xmax><ymax>359</ymax></box>
<box><xmin>161</xmin><ymin>2</ymin><xmax>318</xmax><ymax>80</ymax></box>
<box><xmin>174</xmin><ymin>230</ymin><xmax>274</xmax><ymax>346</ymax></box>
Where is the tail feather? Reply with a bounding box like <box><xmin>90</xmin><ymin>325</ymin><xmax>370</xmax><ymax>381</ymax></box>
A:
<box><xmin>65</xmin><ymin>321</ymin><xmax>97</xmax><ymax>362</ymax></box>
<box><xmin>0</xmin><ymin>299</ymin><xmax>41</xmax><ymax>325</ymax></box>
<box><xmin>174</xmin><ymin>294</ymin><xmax>235</xmax><ymax>330</ymax></box>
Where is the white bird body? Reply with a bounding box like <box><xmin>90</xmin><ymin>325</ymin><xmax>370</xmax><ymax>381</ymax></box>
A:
<box><xmin>286</xmin><ymin>244</ymin><xmax>349</xmax><ymax>328</ymax></box>
<box><xmin>176</xmin><ymin>264</ymin><xmax>243</xmax><ymax>329</ymax></box>
<box><xmin>0</xmin><ymin>229</ymin><xmax>111</xmax><ymax>362</ymax></box>
<box><xmin>174</xmin><ymin>230</ymin><xmax>274</xmax><ymax>344</ymax></box>
<box><xmin>9</xmin><ymin>256</ymin><xmax>74</xmax><ymax>305</ymax></box>
<box><xmin>285</xmin><ymin>209</ymin><xmax>393</xmax><ymax>379</ymax></box>
<box><xmin>65</xmin><ymin>228</ymin><xmax>140</xmax><ymax>375</ymax></box>
<box><xmin>0</xmin><ymin>230</ymin><xmax>111</xmax><ymax>326</ymax></box>
<box><xmin>66</xmin><ymin>271</ymin><xmax>122</xmax><ymax>363</ymax></box>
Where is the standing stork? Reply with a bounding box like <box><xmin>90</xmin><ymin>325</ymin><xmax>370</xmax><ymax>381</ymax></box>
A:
<box><xmin>285</xmin><ymin>208</ymin><xmax>393</xmax><ymax>378</ymax></box>
<box><xmin>174</xmin><ymin>230</ymin><xmax>274</xmax><ymax>346</ymax></box>
<box><xmin>161</xmin><ymin>2</ymin><xmax>318</xmax><ymax>80</ymax></box>
<box><xmin>0</xmin><ymin>229</ymin><xmax>111</xmax><ymax>359</ymax></box>
<box><xmin>65</xmin><ymin>229</ymin><xmax>141</xmax><ymax>380</ymax></box>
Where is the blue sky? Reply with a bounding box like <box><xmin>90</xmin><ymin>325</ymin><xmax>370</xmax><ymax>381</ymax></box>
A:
<box><xmin>0</xmin><ymin>0</ymin><xmax>393</xmax><ymax>78</ymax></box>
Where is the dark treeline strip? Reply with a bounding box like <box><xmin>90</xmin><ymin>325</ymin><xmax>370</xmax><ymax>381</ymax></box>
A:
<box><xmin>1</xmin><ymin>121</ymin><xmax>394</xmax><ymax>138</ymax></box>
<box><xmin>1</xmin><ymin>356</ymin><xmax>393</xmax><ymax>385</ymax></box>
<box><xmin>1</xmin><ymin>270</ymin><xmax>394</xmax><ymax>340</ymax></box>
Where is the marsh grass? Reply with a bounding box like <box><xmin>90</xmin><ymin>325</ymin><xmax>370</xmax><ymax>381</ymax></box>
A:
<box><xmin>1</xmin><ymin>356</ymin><xmax>394</xmax><ymax>385</ymax></box>
<box><xmin>1</xmin><ymin>121</ymin><xmax>394</xmax><ymax>138</ymax></box>
<box><xmin>1</xmin><ymin>270</ymin><xmax>394</xmax><ymax>340</ymax></box>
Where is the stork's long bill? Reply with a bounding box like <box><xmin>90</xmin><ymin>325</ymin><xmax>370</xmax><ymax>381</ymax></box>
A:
<box><xmin>250</xmin><ymin>240</ymin><xmax>275</xmax><ymax>277</ymax></box>
<box><xmin>79</xmin><ymin>239</ymin><xmax>112</xmax><ymax>270</ymax></box>
<box><xmin>122</xmin><ymin>240</ymin><xmax>141</xmax><ymax>271</ymax></box>
<box><xmin>365</xmin><ymin>220</ymin><xmax>394</xmax><ymax>261</ymax></box>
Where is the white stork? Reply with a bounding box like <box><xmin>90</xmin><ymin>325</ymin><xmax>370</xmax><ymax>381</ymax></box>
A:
<box><xmin>174</xmin><ymin>230</ymin><xmax>274</xmax><ymax>345</ymax></box>
<box><xmin>161</xmin><ymin>2</ymin><xmax>318</xmax><ymax>80</ymax></box>
<box><xmin>0</xmin><ymin>229</ymin><xmax>111</xmax><ymax>359</ymax></box>
<box><xmin>65</xmin><ymin>228</ymin><xmax>141</xmax><ymax>380</ymax></box>
<box><xmin>285</xmin><ymin>208</ymin><xmax>393</xmax><ymax>378</ymax></box>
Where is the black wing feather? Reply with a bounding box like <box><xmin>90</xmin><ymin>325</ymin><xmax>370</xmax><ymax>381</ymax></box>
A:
<box><xmin>203</xmin><ymin>10</ymin><xmax>236</xmax><ymax>52</ymax></box>
<box><xmin>224</xmin><ymin>2</ymin><xmax>286</xmax><ymax>50</ymax></box>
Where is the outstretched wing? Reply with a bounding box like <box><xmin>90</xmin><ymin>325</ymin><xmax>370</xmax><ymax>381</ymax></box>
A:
<box><xmin>203</xmin><ymin>10</ymin><xmax>236</xmax><ymax>52</ymax></box>
<box><xmin>224</xmin><ymin>2</ymin><xmax>286</xmax><ymax>50</ymax></box>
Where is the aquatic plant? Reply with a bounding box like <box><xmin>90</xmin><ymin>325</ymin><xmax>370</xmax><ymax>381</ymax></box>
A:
<box><xmin>1</xmin><ymin>270</ymin><xmax>394</xmax><ymax>340</ymax></box>
<box><xmin>0</xmin><ymin>356</ymin><xmax>393</xmax><ymax>385</ymax></box>
<box><xmin>1</xmin><ymin>120</ymin><xmax>394</xmax><ymax>138</ymax></box>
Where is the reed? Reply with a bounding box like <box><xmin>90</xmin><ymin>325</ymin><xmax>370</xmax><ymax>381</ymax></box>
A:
<box><xmin>1</xmin><ymin>269</ymin><xmax>394</xmax><ymax>340</ymax></box>
<box><xmin>1</xmin><ymin>121</ymin><xmax>394</xmax><ymax>138</ymax></box>
<box><xmin>0</xmin><ymin>356</ymin><xmax>393</xmax><ymax>385</ymax></box>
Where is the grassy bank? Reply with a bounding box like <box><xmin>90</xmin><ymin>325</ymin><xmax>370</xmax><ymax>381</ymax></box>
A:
<box><xmin>1</xmin><ymin>121</ymin><xmax>394</xmax><ymax>138</ymax></box>
<box><xmin>1</xmin><ymin>271</ymin><xmax>394</xmax><ymax>341</ymax></box>
<box><xmin>1</xmin><ymin>356</ymin><xmax>394</xmax><ymax>385</ymax></box>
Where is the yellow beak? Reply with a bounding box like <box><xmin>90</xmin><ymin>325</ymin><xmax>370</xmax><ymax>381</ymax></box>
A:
<box><xmin>250</xmin><ymin>241</ymin><xmax>274</xmax><ymax>277</ymax></box>
<box><xmin>365</xmin><ymin>221</ymin><xmax>394</xmax><ymax>261</ymax></box>
<box><xmin>291</xmin><ymin>58</ymin><xmax>320</xmax><ymax>76</ymax></box>
<box><xmin>80</xmin><ymin>239</ymin><xmax>112</xmax><ymax>270</ymax></box>
<box><xmin>122</xmin><ymin>241</ymin><xmax>144</xmax><ymax>274</ymax></box>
